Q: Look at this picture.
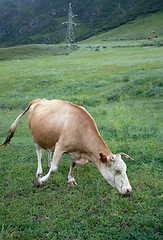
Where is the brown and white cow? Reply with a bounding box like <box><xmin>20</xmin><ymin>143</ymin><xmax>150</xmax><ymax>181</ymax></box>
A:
<box><xmin>0</xmin><ymin>99</ymin><xmax>134</xmax><ymax>195</ymax></box>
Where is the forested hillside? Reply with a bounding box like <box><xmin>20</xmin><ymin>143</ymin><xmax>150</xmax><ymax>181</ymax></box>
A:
<box><xmin>0</xmin><ymin>0</ymin><xmax>162</xmax><ymax>47</ymax></box>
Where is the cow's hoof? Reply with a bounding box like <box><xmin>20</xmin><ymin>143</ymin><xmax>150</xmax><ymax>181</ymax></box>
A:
<box><xmin>36</xmin><ymin>173</ymin><xmax>43</xmax><ymax>178</ymax></box>
<box><xmin>34</xmin><ymin>179</ymin><xmax>42</xmax><ymax>187</ymax></box>
<box><xmin>68</xmin><ymin>181</ymin><xmax>77</xmax><ymax>186</ymax></box>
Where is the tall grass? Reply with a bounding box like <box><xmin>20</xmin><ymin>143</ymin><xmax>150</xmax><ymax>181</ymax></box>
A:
<box><xmin>0</xmin><ymin>43</ymin><xmax>162</xmax><ymax>239</ymax></box>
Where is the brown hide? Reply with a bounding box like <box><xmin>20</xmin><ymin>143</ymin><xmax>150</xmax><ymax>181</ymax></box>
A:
<box><xmin>28</xmin><ymin>99</ymin><xmax>112</xmax><ymax>161</ymax></box>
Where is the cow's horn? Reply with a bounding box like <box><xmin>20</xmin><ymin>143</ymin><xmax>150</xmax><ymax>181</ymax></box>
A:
<box><xmin>119</xmin><ymin>152</ymin><xmax>134</xmax><ymax>161</ymax></box>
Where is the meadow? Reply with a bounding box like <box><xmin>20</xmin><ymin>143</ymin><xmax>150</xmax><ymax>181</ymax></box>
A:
<box><xmin>0</xmin><ymin>42</ymin><xmax>162</xmax><ymax>239</ymax></box>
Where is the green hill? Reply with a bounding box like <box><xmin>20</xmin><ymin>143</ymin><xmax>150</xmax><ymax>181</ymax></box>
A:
<box><xmin>0</xmin><ymin>9</ymin><xmax>163</xmax><ymax>62</ymax></box>
<box><xmin>0</xmin><ymin>0</ymin><xmax>162</xmax><ymax>47</ymax></box>
<box><xmin>82</xmin><ymin>10</ymin><xmax>163</xmax><ymax>43</ymax></box>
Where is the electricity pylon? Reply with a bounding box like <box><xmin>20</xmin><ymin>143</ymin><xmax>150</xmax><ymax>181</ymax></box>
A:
<box><xmin>63</xmin><ymin>3</ymin><xmax>77</xmax><ymax>44</ymax></box>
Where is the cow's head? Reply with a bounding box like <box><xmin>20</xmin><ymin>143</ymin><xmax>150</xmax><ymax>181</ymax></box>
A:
<box><xmin>99</xmin><ymin>152</ymin><xmax>133</xmax><ymax>195</ymax></box>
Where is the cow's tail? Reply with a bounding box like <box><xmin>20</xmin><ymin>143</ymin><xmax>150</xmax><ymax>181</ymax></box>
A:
<box><xmin>0</xmin><ymin>102</ymin><xmax>33</xmax><ymax>146</ymax></box>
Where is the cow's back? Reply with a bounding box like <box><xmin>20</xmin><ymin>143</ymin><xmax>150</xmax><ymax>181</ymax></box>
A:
<box><xmin>28</xmin><ymin>99</ymin><xmax>97</xmax><ymax>151</ymax></box>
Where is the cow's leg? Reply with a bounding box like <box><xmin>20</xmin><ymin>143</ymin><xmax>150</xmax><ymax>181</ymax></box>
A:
<box><xmin>34</xmin><ymin>146</ymin><xmax>63</xmax><ymax>186</ymax></box>
<box><xmin>35</xmin><ymin>143</ymin><xmax>43</xmax><ymax>178</ymax></box>
<box><xmin>68</xmin><ymin>160</ymin><xmax>77</xmax><ymax>186</ymax></box>
<box><xmin>47</xmin><ymin>151</ymin><xmax>52</xmax><ymax>169</ymax></box>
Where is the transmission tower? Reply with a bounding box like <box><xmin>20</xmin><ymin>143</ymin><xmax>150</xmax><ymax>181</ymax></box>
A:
<box><xmin>64</xmin><ymin>3</ymin><xmax>76</xmax><ymax>44</ymax></box>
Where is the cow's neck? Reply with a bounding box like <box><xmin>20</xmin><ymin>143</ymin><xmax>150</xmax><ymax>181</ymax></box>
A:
<box><xmin>88</xmin><ymin>134</ymin><xmax>112</xmax><ymax>166</ymax></box>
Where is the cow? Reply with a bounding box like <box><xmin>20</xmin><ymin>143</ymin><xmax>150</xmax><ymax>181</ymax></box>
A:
<box><xmin>0</xmin><ymin>99</ymin><xmax>134</xmax><ymax>195</ymax></box>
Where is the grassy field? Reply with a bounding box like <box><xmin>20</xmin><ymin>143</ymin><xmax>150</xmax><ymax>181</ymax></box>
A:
<box><xmin>0</xmin><ymin>41</ymin><xmax>162</xmax><ymax>239</ymax></box>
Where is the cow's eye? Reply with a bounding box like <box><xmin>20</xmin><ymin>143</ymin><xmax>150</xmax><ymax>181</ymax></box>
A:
<box><xmin>115</xmin><ymin>170</ymin><xmax>121</xmax><ymax>175</ymax></box>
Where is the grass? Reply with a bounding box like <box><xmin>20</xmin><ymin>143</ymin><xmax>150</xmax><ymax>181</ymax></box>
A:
<box><xmin>81</xmin><ymin>10</ymin><xmax>163</xmax><ymax>43</ymax></box>
<box><xmin>0</xmin><ymin>44</ymin><xmax>79</xmax><ymax>61</ymax></box>
<box><xmin>0</xmin><ymin>42</ymin><xmax>163</xmax><ymax>239</ymax></box>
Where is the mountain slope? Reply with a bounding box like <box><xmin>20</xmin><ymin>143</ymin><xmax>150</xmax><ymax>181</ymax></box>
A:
<box><xmin>0</xmin><ymin>0</ymin><xmax>162</xmax><ymax>47</ymax></box>
<box><xmin>82</xmin><ymin>10</ymin><xmax>163</xmax><ymax>43</ymax></box>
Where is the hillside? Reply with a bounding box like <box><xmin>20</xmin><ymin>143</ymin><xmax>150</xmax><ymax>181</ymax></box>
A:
<box><xmin>0</xmin><ymin>0</ymin><xmax>163</xmax><ymax>47</ymax></box>
<box><xmin>0</xmin><ymin>9</ymin><xmax>163</xmax><ymax>62</ymax></box>
<box><xmin>81</xmin><ymin>10</ymin><xmax>163</xmax><ymax>43</ymax></box>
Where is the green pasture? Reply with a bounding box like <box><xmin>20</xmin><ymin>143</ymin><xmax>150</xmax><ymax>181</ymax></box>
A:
<box><xmin>0</xmin><ymin>43</ymin><xmax>162</xmax><ymax>239</ymax></box>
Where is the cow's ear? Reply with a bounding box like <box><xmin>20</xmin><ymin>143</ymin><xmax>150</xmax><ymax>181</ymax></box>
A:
<box><xmin>99</xmin><ymin>152</ymin><xmax>107</xmax><ymax>163</ymax></box>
